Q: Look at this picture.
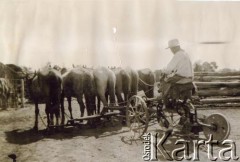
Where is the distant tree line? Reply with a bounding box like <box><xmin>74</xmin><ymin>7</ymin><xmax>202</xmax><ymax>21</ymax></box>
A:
<box><xmin>193</xmin><ymin>61</ymin><xmax>238</xmax><ymax>73</ymax></box>
<box><xmin>194</xmin><ymin>61</ymin><xmax>218</xmax><ymax>72</ymax></box>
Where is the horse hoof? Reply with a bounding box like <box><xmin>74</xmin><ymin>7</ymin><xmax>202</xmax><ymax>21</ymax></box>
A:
<box><xmin>55</xmin><ymin>127</ymin><xmax>61</xmax><ymax>132</ymax></box>
<box><xmin>43</xmin><ymin>129</ymin><xmax>50</xmax><ymax>136</ymax></box>
<box><xmin>121</xmin><ymin>120</ymin><xmax>127</xmax><ymax>126</ymax></box>
<box><xmin>33</xmin><ymin>126</ymin><xmax>38</xmax><ymax>132</ymax></box>
<box><xmin>90</xmin><ymin>124</ymin><xmax>97</xmax><ymax>128</ymax></box>
<box><xmin>8</xmin><ymin>153</ymin><xmax>17</xmax><ymax>161</ymax></box>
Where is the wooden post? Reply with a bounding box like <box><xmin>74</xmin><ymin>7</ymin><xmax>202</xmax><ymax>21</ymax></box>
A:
<box><xmin>21</xmin><ymin>79</ymin><xmax>24</xmax><ymax>108</ymax></box>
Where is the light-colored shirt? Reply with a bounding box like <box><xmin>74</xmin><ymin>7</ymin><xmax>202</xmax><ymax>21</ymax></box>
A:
<box><xmin>165</xmin><ymin>49</ymin><xmax>193</xmax><ymax>78</ymax></box>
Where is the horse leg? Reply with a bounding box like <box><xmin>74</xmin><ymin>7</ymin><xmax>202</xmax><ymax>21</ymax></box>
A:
<box><xmin>98</xmin><ymin>93</ymin><xmax>108</xmax><ymax>115</ymax></box>
<box><xmin>91</xmin><ymin>95</ymin><xmax>96</xmax><ymax>115</ymax></box>
<box><xmin>109</xmin><ymin>90</ymin><xmax>116</xmax><ymax>107</ymax></box>
<box><xmin>119</xmin><ymin>92</ymin><xmax>129</xmax><ymax>125</ymax></box>
<box><xmin>85</xmin><ymin>95</ymin><xmax>95</xmax><ymax>126</ymax></box>
<box><xmin>108</xmin><ymin>79</ymin><xmax>116</xmax><ymax>106</ymax></box>
<box><xmin>123</xmin><ymin>92</ymin><xmax>129</xmax><ymax>106</ymax></box>
<box><xmin>50</xmin><ymin>109</ymin><xmax>54</xmax><ymax>126</ymax></box>
<box><xmin>105</xmin><ymin>92</ymin><xmax>109</xmax><ymax>104</ymax></box>
<box><xmin>85</xmin><ymin>96</ymin><xmax>91</xmax><ymax>116</ymax></box>
<box><xmin>131</xmin><ymin>73</ymin><xmax>138</xmax><ymax>97</ymax></box>
<box><xmin>97</xmin><ymin>96</ymin><xmax>101</xmax><ymax>114</ymax></box>
<box><xmin>54</xmin><ymin>104</ymin><xmax>60</xmax><ymax>127</ymax></box>
<box><xmin>46</xmin><ymin>100</ymin><xmax>53</xmax><ymax>127</ymax></box>
<box><xmin>105</xmin><ymin>92</ymin><xmax>111</xmax><ymax>112</ymax></box>
<box><xmin>77</xmin><ymin>95</ymin><xmax>85</xmax><ymax>118</ymax></box>
<box><xmin>116</xmin><ymin>92</ymin><xmax>124</xmax><ymax>106</ymax></box>
<box><xmin>67</xmin><ymin>97</ymin><xmax>73</xmax><ymax>119</ymax></box>
<box><xmin>45</xmin><ymin>104</ymin><xmax>50</xmax><ymax>127</ymax></box>
<box><xmin>60</xmin><ymin>92</ymin><xmax>65</xmax><ymax>125</ymax></box>
<box><xmin>34</xmin><ymin>101</ymin><xmax>39</xmax><ymax>131</ymax></box>
<box><xmin>85</xmin><ymin>94</ymin><xmax>96</xmax><ymax>116</ymax></box>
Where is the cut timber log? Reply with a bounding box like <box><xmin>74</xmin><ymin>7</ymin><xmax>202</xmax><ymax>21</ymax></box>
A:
<box><xmin>195</xmin><ymin>82</ymin><xmax>240</xmax><ymax>89</ymax></box>
<box><xmin>200</xmin><ymin>97</ymin><xmax>240</xmax><ymax>104</ymax></box>
<box><xmin>194</xmin><ymin>72</ymin><xmax>240</xmax><ymax>76</ymax></box>
<box><xmin>197</xmin><ymin>88</ymin><xmax>240</xmax><ymax>97</ymax></box>
<box><xmin>194</xmin><ymin>76</ymin><xmax>240</xmax><ymax>82</ymax></box>
<box><xmin>195</xmin><ymin>103</ymin><xmax>240</xmax><ymax>108</ymax></box>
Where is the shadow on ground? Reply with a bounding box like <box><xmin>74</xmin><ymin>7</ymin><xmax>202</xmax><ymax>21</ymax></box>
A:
<box><xmin>5</xmin><ymin>118</ymin><xmax>125</xmax><ymax>145</ymax></box>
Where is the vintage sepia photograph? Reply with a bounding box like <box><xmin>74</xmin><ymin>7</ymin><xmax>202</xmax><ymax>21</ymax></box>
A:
<box><xmin>0</xmin><ymin>0</ymin><xmax>240</xmax><ymax>161</ymax></box>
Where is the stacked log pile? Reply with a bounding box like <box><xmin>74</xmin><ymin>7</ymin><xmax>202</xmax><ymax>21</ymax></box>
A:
<box><xmin>194</xmin><ymin>72</ymin><xmax>240</xmax><ymax>108</ymax></box>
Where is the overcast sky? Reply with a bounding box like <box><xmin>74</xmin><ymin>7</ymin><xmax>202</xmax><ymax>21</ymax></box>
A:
<box><xmin>0</xmin><ymin>0</ymin><xmax>240</xmax><ymax>70</ymax></box>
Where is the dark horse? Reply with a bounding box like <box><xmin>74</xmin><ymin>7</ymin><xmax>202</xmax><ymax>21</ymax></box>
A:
<box><xmin>26</xmin><ymin>67</ymin><xmax>62</xmax><ymax>130</ymax></box>
<box><xmin>138</xmin><ymin>68</ymin><xmax>155</xmax><ymax>98</ymax></box>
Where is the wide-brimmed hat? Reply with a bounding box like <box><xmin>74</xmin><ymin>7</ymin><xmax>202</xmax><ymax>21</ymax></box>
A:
<box><xmin>166</xmin><ymin>39</ymin><xmax>180</xmax><ymax>49</ymax></box>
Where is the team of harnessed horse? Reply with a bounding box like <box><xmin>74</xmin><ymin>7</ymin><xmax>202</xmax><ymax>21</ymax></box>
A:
<box><xmin>1</xmin><ymin>65</ymin><xmax>231</xmax><ymax>141</ymax></box>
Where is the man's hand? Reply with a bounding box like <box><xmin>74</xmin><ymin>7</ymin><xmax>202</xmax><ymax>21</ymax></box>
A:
<box><xmin>164</xmin><ymin>70</ymin><xmax>177</xmax><ymax>82</ymax></box>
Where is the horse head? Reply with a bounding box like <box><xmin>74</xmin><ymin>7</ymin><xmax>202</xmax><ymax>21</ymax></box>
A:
<box><xmin>25</xmin><ymin>70</ymin><xmax>37</xmax><ymax>87</ymax></box>
<box><xmin>36</xmin><ymin>68</ymin><xmax>50</xmax><ymax>89</ymax></box>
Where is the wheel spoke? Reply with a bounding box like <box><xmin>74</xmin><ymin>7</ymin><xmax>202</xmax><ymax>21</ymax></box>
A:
<box><xmin>129</xmin><ymin>105</ymin><xmax>136</xmax><ymax>113</ymax></box>
<box><xmin>172</xmin><ymin>117</ymin><xmax>181</xmax><ymax>126</ymax></box>
<box><xmin>127</xmin><ymin>96</ymin><xmax>148</xmax><ymax>139</ymax></box>
<box><xmin>128</xmin><ymin>114</ymin><xmax>135</xmax><ymax>122</ymax></box>
<box><xmin>138</xmin><ymin>112</ymin><xmax>145</xmax><ymax>116</ymax></box>
<box><xmin>139</xmin><ymin>116</ymin><xmax>147</xmax><ymax>124</ymax></box>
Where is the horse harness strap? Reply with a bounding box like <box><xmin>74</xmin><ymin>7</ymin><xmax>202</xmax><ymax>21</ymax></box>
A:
<box><xmin>139</xmin><ymin>77</ymin><xmax>155</xmax><ymax>87</ymax></box>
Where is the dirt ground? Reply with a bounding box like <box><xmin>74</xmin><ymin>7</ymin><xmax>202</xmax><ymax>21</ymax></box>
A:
<box><xmin>0</xmin><ymin>100</ymin><xmax>240</xmax><ymax>162</ymax></box>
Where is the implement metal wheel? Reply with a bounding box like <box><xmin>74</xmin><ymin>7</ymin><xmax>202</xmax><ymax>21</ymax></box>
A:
<box><xmin>126</xmin><ymin>95</ymin><xmax>149</xmax><ymax>139</ymax></box>
<box><xmin>203</xmin><ymin>113</ymin><xmax>231</xmax><ymax>142</ymax></box>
